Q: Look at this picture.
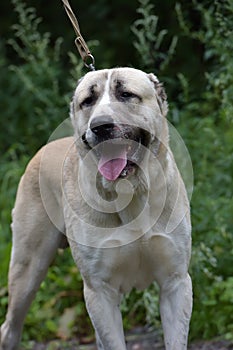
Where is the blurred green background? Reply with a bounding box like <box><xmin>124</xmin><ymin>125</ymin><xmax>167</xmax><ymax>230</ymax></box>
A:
<box><xmin>0</xmin><ymin>0</ymin><xmax>232</xmax><ymax>345</ymax></box>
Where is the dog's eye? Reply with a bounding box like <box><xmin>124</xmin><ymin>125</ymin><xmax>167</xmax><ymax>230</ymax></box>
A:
<box><xmin>119</xmin><ymin>91</ymin><xmax>140</xmax><ymax>101</ymax></box>
<box><xmin>80</xmin><ymin>96</ymin><xmax>95</xmax><ymax>108</ymax></box>
<box><xmin>121</xmin><ymin>92</ymin><xmax>135</xmax><ymax>98</ymax></box>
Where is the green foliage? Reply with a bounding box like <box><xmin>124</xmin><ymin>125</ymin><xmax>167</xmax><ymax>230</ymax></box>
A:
<box><xmin>175</xmin><ymin>0</ymin><xmax>233</xmax><ymax>341</ymax></box>
<box><xmin>131</xmin><ymin>0</ymin><xmax>177</xmax><ymax>73</ymax></box>
<box><xmin>121</xmin><ymin>283</ymin><xmax>160</xmax><ymax>332</ymax></box>
<box><xmin>0</xmin><ymin>0</ymin><xmax>84</xmax><ymax>155</ymax></box>
<box><xmin>176</xmin><ymin>0</ymin><xmax>233</xmax><ymax>124</ymax></box>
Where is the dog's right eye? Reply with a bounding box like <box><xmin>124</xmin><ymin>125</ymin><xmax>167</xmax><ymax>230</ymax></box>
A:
<box><xmin>80</xmin><ymin>96</ymin><xmax>95</xmax><ymax>108</ymax></box>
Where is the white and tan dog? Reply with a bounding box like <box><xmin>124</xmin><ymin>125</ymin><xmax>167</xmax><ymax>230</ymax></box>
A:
<box><xmin>0</xmin><ymin>68</ymin><xmax>192</xmax><ymax>350</ymax></box>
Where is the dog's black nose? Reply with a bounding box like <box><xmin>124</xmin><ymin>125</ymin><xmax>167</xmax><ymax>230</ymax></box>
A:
<box><xmin>90</xmin><ymin>116</ymin><xmax>115</xmax><ymax>135</ymax></box>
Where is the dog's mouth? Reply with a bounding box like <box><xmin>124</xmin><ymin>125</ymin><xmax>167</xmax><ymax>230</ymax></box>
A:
<box><xmin>82</xmin><ymin>123</ymin><xmax>149</xmax><ymax>181</ymax></box>
<box><xmin>97</xmin><ymin>140</ymin><xmax>139</xmax><ymax>181</ymax></box>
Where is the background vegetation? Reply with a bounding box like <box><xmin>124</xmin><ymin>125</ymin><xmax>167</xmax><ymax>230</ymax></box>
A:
<box><xmin>0</xmin><ymin>0</ymin><xmax>232</xmax><ymax>345</ymax></box>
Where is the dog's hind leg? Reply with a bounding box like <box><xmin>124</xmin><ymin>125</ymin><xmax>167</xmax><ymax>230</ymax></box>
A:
<box><xmin>0</xmin><ymin>178</ymin><xmax>64</xmax><ymax>350</ymax></box>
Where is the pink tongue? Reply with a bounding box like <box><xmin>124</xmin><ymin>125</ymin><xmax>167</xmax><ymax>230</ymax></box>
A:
<box><xmin>98</xmin><ymin>149</ymin><xmax>127</xmax><ymax>181</ymax></box>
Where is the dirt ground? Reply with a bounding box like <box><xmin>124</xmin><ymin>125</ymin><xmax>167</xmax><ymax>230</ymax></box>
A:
<box><xmin>21</xmin><ymin>330</ymin><xmax>233</xmax><ymax>350</ymax></box>
<box><xmin>26</xmin><ymin>339</ymin><xmax>233</xmax><ymax>350</ymax></box>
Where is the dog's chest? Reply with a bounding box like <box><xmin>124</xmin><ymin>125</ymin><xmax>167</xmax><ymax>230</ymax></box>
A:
<box><xmin>112</xmin><ymin>242</ymin><xmax>156</xmax><ymax>292</ymax></box>
<box><xmin>75</xmin><ymin>237</ymin><xmax>159</xmax><ymax>293</ymax></box>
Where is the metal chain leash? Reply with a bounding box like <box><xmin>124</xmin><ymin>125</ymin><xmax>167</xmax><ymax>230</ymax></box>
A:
<box><xmin>62</xmin><ymin>0</ymin><xmax>95</xmax><ymax>71</ymax></box>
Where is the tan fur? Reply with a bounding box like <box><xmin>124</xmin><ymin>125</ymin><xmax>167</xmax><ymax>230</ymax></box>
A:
<box><xmin>0</xmin><ymin>68</ymin><xmax>192</xmax><ymax>350</ymax></box>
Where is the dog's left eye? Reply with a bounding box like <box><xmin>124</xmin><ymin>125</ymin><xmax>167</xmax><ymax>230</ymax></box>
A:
<box><xmin>119</xmin><ymin>91</ymin><xmax>140</xmax><ymax>102</ymax></box>
<box><xmin>121</xmin><ymin>92</ymin><xmax>136</xmax><ymax>99</ymax></box>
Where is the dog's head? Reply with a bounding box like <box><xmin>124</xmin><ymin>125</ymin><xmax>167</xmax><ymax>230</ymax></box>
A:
<box><xmin>70</xmin><ymin>68</ymin><xmax>168</xmax><ymax>182</ymax></box>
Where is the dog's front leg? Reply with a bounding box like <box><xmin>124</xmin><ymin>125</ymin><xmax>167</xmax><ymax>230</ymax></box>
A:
<box><xmin>83</xmin><ymin>281</ymin><xmax>126</xmax><ymax>350</ymax></box>
<box><xmin>159</xmin><ymin>273</ymin><xmax>192</xmax><ymax>350</ymax></box>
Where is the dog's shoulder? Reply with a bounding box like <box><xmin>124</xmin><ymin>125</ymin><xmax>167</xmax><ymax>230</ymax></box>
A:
<box><xmin>20</xmin><ymin>137</ymin><xmax>75</xmax><ymax>195</ymax></box>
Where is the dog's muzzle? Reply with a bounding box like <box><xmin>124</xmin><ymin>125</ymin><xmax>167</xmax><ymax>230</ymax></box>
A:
<box><xmin>82</xmin><ymin>116</ymin><xmax>150</xmax><ymax>181</ymax></box>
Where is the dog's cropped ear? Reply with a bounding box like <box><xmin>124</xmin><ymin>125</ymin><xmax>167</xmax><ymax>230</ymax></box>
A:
<box><xmin>69</xmin><ymin>76</ymin><xmax>85</xmax><ymax>126</ymax></box>
<box><xmin>69</xmin><ymin>97</ymin><xmax>75</xmax><ymax>126</ymax></box>
<box><xmin>76</xmin><ymin>76</ymin><xmax>84</xmax><ymax>86</ymax></box>
<box><xmin>148</xmin><ymin>73</ymin><xmax>168</xmax><ymax>117</ymax></box>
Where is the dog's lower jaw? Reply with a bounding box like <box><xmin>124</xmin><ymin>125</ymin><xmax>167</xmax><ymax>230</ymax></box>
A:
<box><xmin>100</xmin><ymin>166</ymin><xmax>148</xmax><ymax>195</ymax></box>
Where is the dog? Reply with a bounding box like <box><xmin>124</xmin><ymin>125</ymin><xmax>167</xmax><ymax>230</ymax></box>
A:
<box><xmin>0</xmin><ymin>67</ymin><xmax>192</xmax><ymax>350</ymax></box>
